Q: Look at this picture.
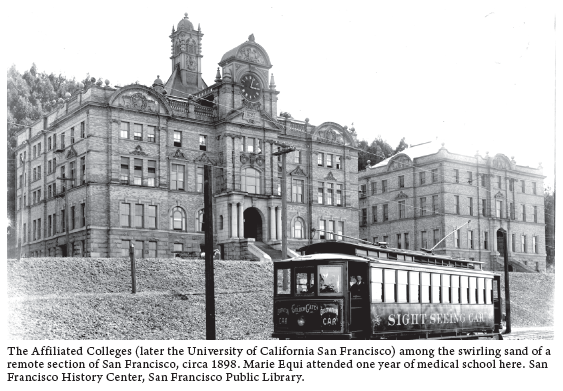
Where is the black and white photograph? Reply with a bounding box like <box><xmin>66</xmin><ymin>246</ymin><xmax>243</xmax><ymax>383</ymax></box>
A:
<box><xmin>4</xmin><ymin>0</ymin><xmax>557</xmax><ymax>388</ymax></box>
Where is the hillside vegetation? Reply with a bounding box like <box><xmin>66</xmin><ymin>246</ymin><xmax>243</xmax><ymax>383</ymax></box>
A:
<box><xmin>7</xmin><ymin>258</ymin><xmax>554</xmax><ymax>339</ymax></box>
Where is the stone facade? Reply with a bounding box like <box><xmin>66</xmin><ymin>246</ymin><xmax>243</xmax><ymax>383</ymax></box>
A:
<box><xmin>14</xmin><ymin>14</ymin><xmax>359</xmax><ymax>259</ymax></box>
<box><xmin>358</xmin><ymin>142</ymin><xmax>547</xmax><ymax>272</ymax></box>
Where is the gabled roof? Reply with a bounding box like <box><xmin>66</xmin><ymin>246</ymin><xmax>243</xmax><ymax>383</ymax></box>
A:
<box><xmin>164</xmin><ymin>64</ymin><xmax>207</xmax><ymax>98</ymax></box>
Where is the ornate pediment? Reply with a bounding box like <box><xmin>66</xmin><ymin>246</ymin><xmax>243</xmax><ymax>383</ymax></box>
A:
<box><xmin>493</xmin><ymin>155</ymin><xmax>511</xmax><ymax>170</ymax></box>
<box><xmin>131</xmin><ymin>145</ymin><xmax>147</xmax><ymax>156</ymax></box>
<box><xmin>65</xmin><ymin>146</ymin><xmax>77</xmax><ymax>159</ymax></box>
<box><xmin>240</xmin><ymin>152</ymin><xmax>264</xmax><ymax>167</ymax></box>
<box><xmin>289</xmin><ymin>165</ymin><xmax>307</xmax><ymax>177</ymax></box>
<box><xmin>494</xmin><ymin>191</ymin><xmax>504</xmax><ymax>199</ymax></box>
<box><xmin>324</xmin><ymin>172</ymin><xmax>337</xmax><ymax>181</ymax></box>
<box><xmin>195</xmin><ymin>152</ymin><xmax>216</xmax><ymax>166</ymax></box>
<box><xmin>388</xmin><ymin>155</ymin><xmax>412</xmax><ymax>171</ymax></box>
<box><xmin>316</xmin><ymin>127</ymin><xmax>345</xmax><ymax>144</ymax></box>
<box><xmin>171</xmin><ymin>149</ymin><xmax>187</xmax><ymax>159</ymax></box>
<box><xmin>122</xmin><ymin>91</ymin><xmax>157</xmax><ymax>112</ymax></box>
<box><xmin>395</xmin><ymin>191</ymin><xmax>409</xmax><ymax>199</ymax></box>
<box><xmin>236</xmin><ymin>45</ymin><xmax>266</xmax><ymax>65</ymax></box>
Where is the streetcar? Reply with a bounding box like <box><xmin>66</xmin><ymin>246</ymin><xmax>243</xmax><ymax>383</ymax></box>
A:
<box><xmin>272</xmin><ymin>238</ymin><xmax>503</xmax><ymax>340</ymax></box>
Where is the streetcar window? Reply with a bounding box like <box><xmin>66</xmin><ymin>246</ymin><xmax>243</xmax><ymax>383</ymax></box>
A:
<box><xmin>460</xmin><ymin>276</ymin><xmax>468</xmax><ymax>304</ymax></box>
<box><xmin>408</xmin><ymin>271</ymin><xmax>420</xmax><ymax>303</ymax></box>
<box><xmin>420</xmin><ymin>273</ymin><xmax>430</xmax><ymax>303</ymax></box>
<box><xmin>477</xmin><ymin>277</ymin><xmax>484</xmax><ymax>304</ymax></box>
<box><xmin>397</xmin><ymin>270</ymin><xmax>408</xmax><ymax>303</ymax></box>
<box><xmin>431</xmin><ymin>274</ymin><xmax>441</xmax><ymax>303</ymax></box>
<box><xmin>371</xmin><ymin>268</ymin><xmax>383</xmax><ymax>303</ymax></box>
<box><xmin>296</xmin><ymin>267</ymin><xmax>315</xmax><ymax>295</ymax></box>
<box><xmin>451</xmin><ymin>275</ymin><xmax>460</xmax><ymax>303</ymax></box>
<box><xmin>276</xmin><ymin>268</ymin><xmax>291</xmax><ymax>295</ymax></box>
<box><xmin>368</xmin><ymin>250</ymin><xmax>379</xmax><ymax>258</ymax></box>
<box><xmin>485</xmin><ymin>279</ymin><xmax>493</xmax><ymax>304</ymax></box>
<box><xmin>384</xmin><ymin>269</ymin><xmax>396</xmax><ymax>303</ymax></box>
<box><xmin>442</xmin><ymin>275</ymin><xmax>451</xmax><ymax>303</ymax></box>
<box><xmin>468</xmin><ymin>277</ymin><xmax>477</xmax><ymax>304</ymax></box>
<box><xmin>319</xmin><ymin>266</ymin><xmax>342</xmax><ymax>294</ymax></box>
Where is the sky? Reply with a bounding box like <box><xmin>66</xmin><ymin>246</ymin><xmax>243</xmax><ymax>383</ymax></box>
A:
<box><xmin>4</xmin><ymin>0</ymin><xmax>557</xmax><ymax>188</ymax></box>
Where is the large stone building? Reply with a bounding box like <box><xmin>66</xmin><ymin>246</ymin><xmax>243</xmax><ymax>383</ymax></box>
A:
<box><xmin>14</xmin><ymin>13</ymin><xmax>359</xmax><ymax>259</ymax></box>
<box><xmin>358</xmin><ymin>141</ymin><xmax>547</xmax><ymax>272</ymax></box>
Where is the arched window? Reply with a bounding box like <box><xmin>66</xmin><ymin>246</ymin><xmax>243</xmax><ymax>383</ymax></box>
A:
<box><xmin>294</xmin><ymin>217</ymin><xmax>304</xmax><ymax>239</ymax></box>
<box><xmin>242</xmin><ymin>168</ymin><xmax>261</xmax><ymax>194</ymax></box>
<box><xmin>170</xmin><ymin>207</ymin><xmax>186</xmax><ymax>231</ymax></box>
<box><xmin>196</xmin><ymin>209</ymin><xmax>205</xmax><ymax>232</ymax></box>
<box><xmin>219</xmin><ymin>215</ymin><xmax>224</xmax><ymax>230</ymax></box>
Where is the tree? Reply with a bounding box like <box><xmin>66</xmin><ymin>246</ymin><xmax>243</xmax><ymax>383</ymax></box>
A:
<box><xmin>544</xmin><ymin>187</ymin><xmax>555</xmax><ymax>272</ymax></box>
<box><xmin>357</xmin><ymin>135</ymin><xmax>406</xmax><ymax>171</ymax></box>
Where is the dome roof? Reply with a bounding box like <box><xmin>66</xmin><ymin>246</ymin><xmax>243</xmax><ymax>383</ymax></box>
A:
<box><xmin>153</xmin><ymin>75</ymin><xmax>164</xmax><ymax>86</ymax></box>
<box><xmin>219</xmin><ymin>35</ymin><xmax>272</xmax><ymax>68</ymax></box>
<box><xmin>177</xmin><ymin>13</ymin><xmax>193</xmax><ymax>31</ymax></box>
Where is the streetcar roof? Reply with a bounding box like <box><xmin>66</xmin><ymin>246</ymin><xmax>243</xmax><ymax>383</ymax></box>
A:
<box><xmin>276</xmin><ymin>252</ymin><xmax>369</xmax><ymax>263</ymax></box>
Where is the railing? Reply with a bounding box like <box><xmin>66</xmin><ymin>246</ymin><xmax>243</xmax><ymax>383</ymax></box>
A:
<box><xmin>168</xmin><ymin>99</ymin><xmax>189</xmax><ymax>117</ymax></box>
<box><xmin>286</xmin><ymin>121</ymin><xmax>307</xmax><ymax>132</ymax></box>
<box><xmin>195</xmin><ymin>104</ymin><xmax>214</xmax><ymax>118</ymax></box>
<box><xmin>192</xmin><ymin>86</ymin><xmax>218</xmax><ymax>99</ymax></box>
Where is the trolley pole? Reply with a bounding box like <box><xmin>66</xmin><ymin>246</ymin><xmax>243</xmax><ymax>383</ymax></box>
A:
<box><xmin>273</xmin><ymin>143</ymin><xmax>296</xmax><ymax>259</ymax></box>
<box><xmin>502</xmin><ymin>231</ymin><xmax>511</xmax><ymax>334</ymax></box>
<box><xmin>204</xmin><ymin>164</ymin><xmax>216</xmax><ymax>340</ymax></box>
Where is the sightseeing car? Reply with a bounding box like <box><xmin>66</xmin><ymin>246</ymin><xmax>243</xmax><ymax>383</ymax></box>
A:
<box><xmin>272</xmin><ymin>239</ymin><xmax>503</xmax><ymax>340</ymax></box>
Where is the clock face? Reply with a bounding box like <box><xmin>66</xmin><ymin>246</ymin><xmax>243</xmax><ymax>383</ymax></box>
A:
<box><xmin>240</xmin><ymin>74</ymin><xmax>261</xmax><ymax>101</ymax></box>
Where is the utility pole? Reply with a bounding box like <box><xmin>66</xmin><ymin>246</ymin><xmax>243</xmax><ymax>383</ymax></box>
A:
<box><xmin>203</xmin><ymin>164</ymin><xmax>216</xmax><ymax>340</ymax></box>
<box><xmin>272</xmin><ymin>143</ymin><xmax>296</xmax><ymax>259</ymax></box>
<box><xmin>501</xmin><ymin>230</ymin><xmax>511</xmax><ymax>334</ymax></box>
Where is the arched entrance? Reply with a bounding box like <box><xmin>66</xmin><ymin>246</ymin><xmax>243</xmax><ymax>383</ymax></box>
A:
<box><xmin>244</xmin><ymin>207</ymin><xmax>263</xmax><ymax>241</ymax></box>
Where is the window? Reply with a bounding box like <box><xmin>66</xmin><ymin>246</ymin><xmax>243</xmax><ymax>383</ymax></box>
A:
<box><xmin>485</xmin><ymin>279</ymin><xmax>492</xmax><ymax>304</ymax></box>
<box><xmin>196</xmin><ymin>167</ymin><xmax>205</xmax><ymax>192</ymax></box>
<box><xmin>48</xmin><ymin>137</ymin><xmax>52</xmax><ymax>150</ymax></box>
<box><xmin>171</xmin><ymin>207</ymin><xmax>186</xmax><ymax>231</ymax></box>
<box><xmin>511</xmin><ymin>234</ymin><xmax>516</xmax><ymax>252</ymax></box>
<box><xmin>336</xmin><ymin>184</ymin><xmax>342</xmax><ymax>206</ymax></box>
<box><xmin>134</xmin><ymin>241</ymin><xmax>144</xmax><ymax>258</ymax></box>
<box><xmin>317</xmin><ymin>153</ymin><xmax>324</xmax><ymax>166</ymax></box>
<box><xmin>521</xmin><ymin>205</ymin><xmax>526</xmax><ymax>221</ymax></box>
<box><xmin>148</xmin><ymin>241</ymin><xmax>157</xmax><ymax>257</ymax></box>
<box><xmin>384</xmin><ymin>269</ymin><xmax>396</xmax><ymax>303</ymax></box>
<box><xmin>120</xmin><ymin>157</ymin><xmax>129</xmax><ymax>184</ymax></box>
<box><xmin>326</xmin><ymin>221</ymin><xmax>335</xmax><ymax>240</ymax></box>
<box><xmin>468</xmin><ymin>197</ymin><xmax>473</xmax><ymax>216</ymax></box>
<box><xmin>173</xmin><ymin>243</ymin><xmax>183</xmax><ymax>253</ymax></box>
<box><xmin>326</xmin><ymin>183</ymin><xmax>334</xmax><ymax>205</ymax></box>
<box><xmin>421</xmin><ymin>230</ymin><xmax>428</xmax><ymax>248</ymax></box>
<box><xmin>295</xmin><ymin>266</ymin><xmax>315</xmax><ymax>295</ymax></box>
<box><xmin>420</xmin><ymin>197</ymin><xmax>426</xmax><ymax>216</ymax></box>
<box><xmin>360</xmin><ymin>184</ymin><xmax>366</xmax><ymax>197</ymax></box>
<box><xmin>484</xmin><ymin>231</ymin><xmax>488</xmax><ymax>250</ymax></box>
<box><xmin>319</xmin><ymin>220</ymin><xmax>326</xmax><ymax>239</ymax></box>
<box><xmin>371</xmin><ymin>182</ymin><xmax>377</xmax><ymax>195</ymax></box>
<box><xmin>80</xmin><ymin>156</ymin><xmax>85</xmax><ymax>184</ymax></box>
<box><xmin>399</xmin><ymin>175</ymin><xmax>404</xmax><ymax>188</ymax></box>
<box><xmin>133</xmin><ymin>159</ymin><xmax>142</xmax><ymax>185</ymax></box>
<box><xmin>450</xmin><ymin>275</ymin><xmax>460</xmax><ymax>303</ymax></box>
<box><xmin>81</xmin><ymin>203</ymin><xmax>85</xmax><ymax>227</ymax></box>
<box><xmin>431</xmin><ymin>274</ymin><xmax>441</xmax><ymax>303</ymax></box>
<box><xmin>454</xmin><ymin>169</ymin><xmax>459</xmax><ymax>183</ymax></box>
<box><xmin>134</xmin><ymin>124</ymin><xmax>142</xmax><ymax>141</ymax></box>
<box><xmin>121</xmin><ymin>240</ymin><xmax>130</xmax><ymax>257</ymax></box>
<box><xmin>454</xmin><ymin>195</ymin><xmax>460</xmax><ymax>214</ymax></box>
<box><xmin>482</xmin><ymin>199</ymin><xmax>487</xmax><ymax>216</ymax></box>
<box><xmin>335</xmin><ymin>156</ymin><xmax>341</xmax><ymax>169</ymax></box>
<box><xmin>120</xmin><ymin>122</ymin><xmax>129</xmax><ymax>139</ymax></box>
<box><xmin>432</xmin><ymin>169</ymin><xmax>438</xmax><ymax>183</ymax></box>
<box><xmin>33</xmin><ymin>167</ymin><xmax>36</xmax><ymax>181</ymax></box>
<box><xmin>71</xmin><ymin>206</ymin><xmax>76</xmax><ymax>230</ymax></box>
<box><xmin>48</xmin><ymin>216</ymin><xmax>52</xmax><ymax>237</ymax></box>
<box><xmin>60</xmin><ymin>166</ymin><xmax>66</xmax><ymax>192</ymax></box>
<box><xmin>294</xmin><ymin>218</ymin><xmax>304</xmax><ymax>238</ymax></box>
<box><xmin>460</xmin><ymin>276</ymin><xmax>468</xmax><ymax>304</ymax></box>
<box><xmin>246</xmin><ymin>137</ymin><xmax>254</xmax><ymax>153</ymax></box>
<box><xmin>197</xmin><ymin>209</ymin><xmax>205</xmax><ymax>231</ymax></box>
<box><xmin>383</xmin><ymin>204</ymin><xmax>388</xmax><ymax>221</ymax></box>
<box><xmin>171</xmin><ymin>164</ymin><xmax>184</xmax><ymax>190</ymax></box>
<box><xmin>242</xmin><ymin>168</ymin><xmax>260</xmax><ymax>194</ymax></box>
<box><xmin>147</xmin><ymin>126</ymin><xmax>156</xmax><ymax>143</ymax></box>
<box><xmin>532</xmin><ymin>206</ymin><xmax>538</xmax><ymax>223</ymax></box>
<box><xmin>495</xmin><ymin>200</ymin><xmax>503</xmax><ymax>218</ymax></box>
<box><xmin>509</xmin><ymin>179</ymin><xmax>514</xmax><ymax>191</ymax></box>
<box><xmin>372</xmin><ymin>205</ymin><xmax>377</xmax><ymax>223</ymax></box>
<box><xmin>147</xmin><ymin>160</ymin><xmax>156</xmax><ymax>187</ymax></box>
<box><xmin>396</xmin><ymin>233</ymin><xmax>402</xmax><ymax>249</ymax></box>
<box><xmin>33</xmin><ymin>146</ymin><xmax>36</xmax><ymax>159</ymax></box>
<box><xmin>361</xmin><ymin>209</ymin><xmax>367</xmax><ymax>225</ymax></box>
<box><xmin>532</xmin><ymin>182</ymin><xmax>537</xmax><ymax>195</ymax></box>
<box><xmin>381</xmin><ymin>180</ymin><xmax>387</xmax><ymax>193</ymax></box>
<box><xmin>120</xmin><ymin>203</ymin><xmax>131</xmax><ymax>227</ymax></box>
<box><xmin>317</xmin><ymin>182</ymin><xmax>324</xmax><ymax>204</ymax></box>
<box><xmin>468</xmin><ymin>230</ymin><xmax>474</xmax><ymax>249</ymax></box>
<box><xmin>454</xmin><ymin>229</ymin><xmax>460</xmax><ymax>248</ymax></box>
<box><xmin>147</xmin><ymin>205</ymin><xmax>157</xmax><ymax>229</ymax></box>
<box><xmin>521</xmin><ymin>235</ymin><xmax>526</xmax><ymax>252</ymax></box>
<box><xmin>174</xmin><ymin>131</ymin><xmax>182</xmax><ymax>147</ymax></box>
<box><xmin>135</xmin><ymin>204</ymin><xmax>144</xmax><ymax>228</ymax></box>
<box><xmin>407</xmin><ymin>271</ymin><xmax>419</xmax><ymax>303</ymax></box>
<box><xmin>38</xmin><ymin>143</ymin><xmax>42</xmax><ymax>155</ymax></box>
<box><xmin>521</xmin><ymin>180</ymin><xmax>525</xmax><ymax>193</ymax></box>
<box><xmin>294</xmin><ymin>150</ymin><xmax>301</xmax><ymax>164</ymax></box>
<box><xmin>399</xmin><ymin>201</ymin><xmax>405</xmax><ymax>219</ymax></box>
<box><xmin>467</xmin><ymin>171</ymin><xmax>473</xmax><ymax>185</ymax></box>
<box><xmin>481</xmin><ymin>174</ymin><xmax>486</xmax><ymax>187</ymax></box>
<box><xmin>292</xmin><ymin>179</ymin><xmax>304</xmax><ymax>203</ymax></box>
<box><xmin>61</xmin><ymin>210</ymin><xmax>66</xmax><ymax>232</ymax></box>
<box><xmin>468</xmin><ymin>277</ymin><xmax>477</xmax><ymax>304</ymax></box>
<box><xmin>38</xmin><ymin>219</ymin><xmax>43</xmax><ymax>239</ymax></box>
<box><xmin>533</xmin><ymin>236</ymin><xmax>538</xmax><ymax>254</ymax></box>
<box><xmin>326</xmin><ymin>154</ymin><xmax>333</xmax><ymax>168</ymax></box>
<box><xmin>433</xmin><ymin>229</ymin><xmax>440</xmax><ymax>247</ymax></box>
<box><xmin>81</xmin><ymin>121</ymin><xmax>85</xmax><ymax>138</ymax></box>
<box><xmin>71</xmin><ymin>127</ymin><xmax>75</xmax><ymax>144</ymax></box>
<box><xmin>199</xmin><ymin>135</ymin><xmax>207</xmax><ymax>151</ymax></box>
<box><xmin>419</xmin><ymin>172</ymin><xmax>426</xmax><ymax>185</ymax></box>
<box><xmin>420</xmin><ymin>272</ymin><xmax>430</xmax><ymax>303</ymax></box>
<box><xmin>336</xmin><ymin>221</ymin><xmax>343</xmax><ymax>240</ymax></box>
<box><xmin>23</xmin><ymin>223</ymin><xmax>26</xmax><ymax>242</ymax></box>
<box><xmin>497</xmin><ymin>175</ymin><xmax>502</xmax><ymax>189</ymax></box>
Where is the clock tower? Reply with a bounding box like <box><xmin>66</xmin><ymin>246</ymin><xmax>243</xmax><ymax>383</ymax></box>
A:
<box><xmin>167</xmin><ymin>13</ymin><xmax>204</xmax><ymax>96</ymax></box>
